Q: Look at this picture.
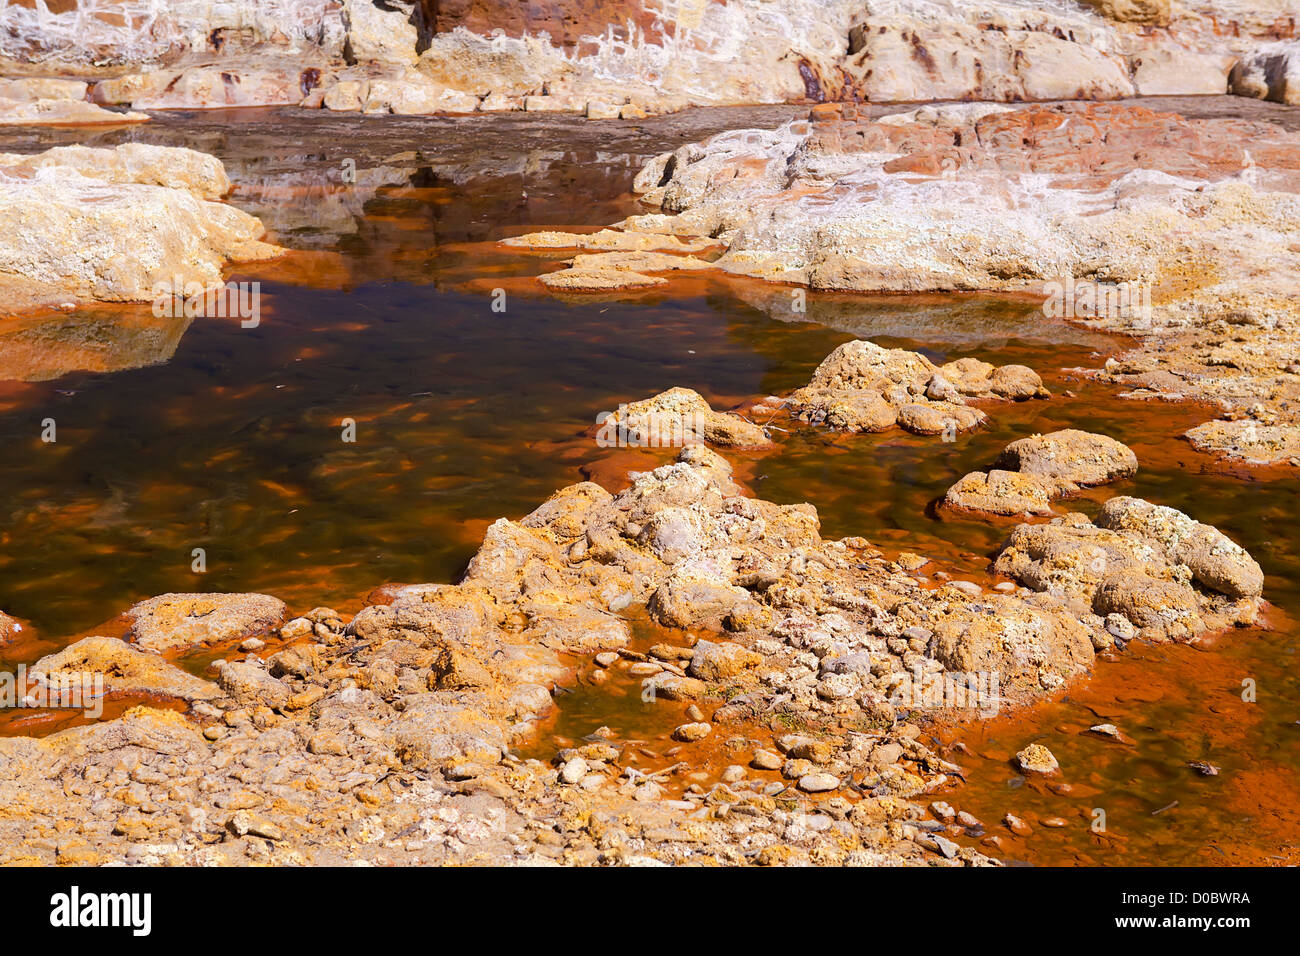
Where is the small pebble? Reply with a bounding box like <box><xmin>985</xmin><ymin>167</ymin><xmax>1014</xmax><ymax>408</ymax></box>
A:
<box><xmin>559</xmin><ymin>757</ymin><xmax>588</xmax><ymax>785</ymax></box>
<box><xmin>750</xmin><ymin>749</ymin><xmax>782</xmax><ymax>771</ymax></box>
<box><xmin>797</xmin><ymin>772</ymin><xmax>840</xmax><ymax>793</ymax></box>
<box><xmin>672</xmin><ymin>722</ymin><xmax>711</xmax><ymax>742</ymax></box>
<box><xmin>721</xmin><ymin>765</ymin><xmax>746</xmax><ymax>784</ymax></box>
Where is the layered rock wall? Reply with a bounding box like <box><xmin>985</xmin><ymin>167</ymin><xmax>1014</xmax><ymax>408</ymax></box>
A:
<box><xmin>3</xmin><ymin>1</ymin><xmax>1300</xmax><ymax>113</ymax></box>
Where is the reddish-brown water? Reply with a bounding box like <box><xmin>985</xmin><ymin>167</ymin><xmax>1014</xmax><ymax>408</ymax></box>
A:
<box><xmin>0</xmin><ymin>105</ymin><xmax>1296</xmax><ymax>865</ymax></box>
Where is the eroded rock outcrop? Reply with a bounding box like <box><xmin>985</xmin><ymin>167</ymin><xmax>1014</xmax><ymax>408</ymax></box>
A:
<box><xmin>1231</xmin><ymin>41</ymin><xmax>1300</xmax><ymax>105</ymax></box>
<box><xmin>126</xmin><ymin>593</ymin><xmax>288</xmax><ymax>654</ymax></box>
<box><xmin>601</xmin><ymin>387</ymin><xmax>770</xmax><ymax>448</ymax></box>
<box><xmin>0</xmin><ymin>76</ymin><xmax>148</xmax><ymax>125</ymax></box>
<box><xmin>32</xmin><ymin>637</ymin><xmax>221</xmax><ymax>702</ymax></box>
<box><xmin>0</xmin><ymin>442</ymin><xmax>1267</xmax><ymax>865</ymax></box>
<box><xmin>994</xmin><ymin>497</ymin><xmax>1263</xmax><ymax>642</ymax></box>
<box><xmin>943</xmin><ymin>430</ymin><xmax>1138</xmax><ymax>517</ymax></box>
<box><xmin>1</xmin><ymin>1</ymin><xmax>1294</xmax><ymax>114</ymax></box>
<box><xmin>0</xmin><ymin>143</ymin><xmax>281</xmax><ymax>314</ymax></box>
<box><xmin>788</xmin><ymin>340</ymin><xmax>1046</xmax><ymax>436</ymax></box>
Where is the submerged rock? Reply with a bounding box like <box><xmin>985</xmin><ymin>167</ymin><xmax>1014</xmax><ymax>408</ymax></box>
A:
<box><xmin>943</xmin><ymin>430</ymin><xmax>1138</xmax><ymax>516</ymax></box>
<box><xmin>0</xmin><ymin>612</ymin><xmax>21</xmax><ymax>646</ymax></box>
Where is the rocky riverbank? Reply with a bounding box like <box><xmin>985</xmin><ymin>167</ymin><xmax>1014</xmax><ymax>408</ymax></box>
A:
<box><xmin>514</xmin><ymin>99</ymin><xmax>1300</xmax><ymax>467</ymax></box>
<box><xmin>0</xmin><ymin>360</ymin><xmax>1265</xmax><ymax>864</ymax></box>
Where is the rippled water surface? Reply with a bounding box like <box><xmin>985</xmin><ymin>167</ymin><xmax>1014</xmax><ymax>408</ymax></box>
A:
<box><xmin>1</xmin><ymin>104</ymin><xmax>1297</xmax><ymax>865</ymax></box>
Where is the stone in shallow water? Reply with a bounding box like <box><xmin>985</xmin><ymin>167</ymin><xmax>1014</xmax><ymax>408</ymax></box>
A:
<box><xmin>943</xmin><ymin>429</ymin><xmax>1138</xmax><ymax>516</ymax></box>
<box><xmin>538</xmin><ymin>268</ymin><xmax>666</xmax><ymax>292</ymax></box>
<box><xmin>0</xmin><ymin>143</ymin><xmax>280</xmax><ymax>312</ymax></box>
<box><xmin>671</xmin><ymin>722</ymin><xmax>712</xmax><ymax>742</ymax></box>
<box><xmin>606</xmin><ymin>387</ymin><xmax>770</xmax><ymax>449</ymax></box>
<box><xmin>126</xmin><ymin>592</ymin><xmax>287</xmax><ymax>654</ymax></box>
<box><xmin>993</xmin><ymin>497</ymin><xmax>1264</xmax><ymax>642</ymax></box>
<box><xmin>1015</xmin><ymin>743</ymin><xmax>1059</xmax><ymax>775</ymax></box>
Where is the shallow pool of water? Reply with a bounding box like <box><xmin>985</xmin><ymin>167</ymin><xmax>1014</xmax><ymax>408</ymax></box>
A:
<box><xmin>1</xmin><ymin>106</ymin><xmax>1296</xmax><ymax>865</ymax></box>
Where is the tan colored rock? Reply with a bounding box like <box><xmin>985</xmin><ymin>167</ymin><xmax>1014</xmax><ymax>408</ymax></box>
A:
<box><xmin>687</xmin><ymin>640</ymin><xmax>764</xmax><ymax>682</ymax></box>
<box><xmin>1095</xmin><ymin>496</ymin><xmax>1264</xmax><ymax>600</ymax></box>
<box><xmin>538</xmin><ymin>269</ymin><xmax>667</xmax><ymax>292</ymax></box>
<box><xmin>1083</xmin><ymin>0</ymin><xmax>1171</xmax><ymax>25</ymax></box>
<box><xmin>323</xmin><ymin>79</ymin><xmax>366</xmax><ymax>112</ymax></box>
<box><xmin>31</xmin><ymin>636</ymin><xmax>221</xmax><ymax>701</ymax></box>
<box><xmin>942</xmin><ymin>470</ymin><xmax>1058</xmax><ymax>518</ymax></box>
<box><xmin>896</xmin><ymin>402</ymin><xmax>987</xmax><ymax>436</ymax></box>
<box><xmin>1184</xmin><ymin>418</ymin><xmax>1300</xmax><ymax>467</ymax></box>
<box><xmin>92</xmin><ymin>66</ymin><xmax>320</xmax><ymax>110</ymax></box>
<box><xmin>0</xmin><ymin>144</ymin><xmax>231</xmax><ymax>201</ymax></box>
<box><xmin>342</xmin><ymin>0</ymin><xmax>418</xmax><ymax>66</ymax></box>
<box><xmin>1231</xmin><ymin>42</ymin><xmax>1300</xmax><ymax>106</ymax></box>
<box><xmin>1131</xmin><ymin>49</ymin><xmax>1233</xmax><ymax>96</ymax></box>
<box><xmin>1015</xmin><ymin>743</ymin><xmax>1059</xmax><ymax>775</ymax></box>
<box><xmin>994</xmin><ymin>500</ymin><xmax>1263</xmax><ymax>642</ymax></box>
<box><xmin>603</xmin><ymin>387</ymin><xmax>769</xmax><ymax>449</ymax></box>
<box><xmin>126</xmin><ymin>593</ymin><xmax>287</xmax><ymax>654</ymax></box>
<box><xmin>0</xmin><ymin>78</ymin><xmax>89</xmax><ymax>101</ymax></box>
<box><xmin>0</xmin><ymin>612</ymin><xmax>23</xmax><ymax>646</ymax></box>
<box><xmin>944</xmin><ymin>430</ymin><xmax>1137</xmax><ymax>517</ymax></box>
<box><xmin>363</xmin><ymin>75</ymin><xmax>479</xmax><ymax>114</ymax></box>
<box><xmin>788</xmin><ymin>340</ymin><xmax>1038</xmax><ymax>437</ymax></box>
<box><xmin>0</xmin><ymin>144</ymin><xmax>280</xmax><ymax>313</ymax></box>
<box><xmin>502</xmin><ymin>229</ymin><xmax>721</xmax><ymax>255</ymax></box>
<box><xmin>0</xmin><ymin>97</ymin><xmax>148</xmax><ymax>126</ymax></box>
<box><xmin>997</xmin><ymin>430</ymin><xmax>1139</xmax><ymax>489</ymax></box>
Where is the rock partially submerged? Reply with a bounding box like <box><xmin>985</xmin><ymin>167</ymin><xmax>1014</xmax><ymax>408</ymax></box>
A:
<box><xmin>789</xmin><ymin>340</ymin><xmax>1046</xmax><ymax>436</ymax></box>
<box><xmin>0</xmin><ymin>144</ymin><xmax>281</xmax><ymax>313</ymax></box>
<box><xmin>31</xmin><ymin>636</ymin><xmax>220</xmax><ymax>702</ymax></box>
<box><xmin>501</xmin><ymin>230</ymin><xmax>722</xmax><ymax>255</ymax></box>
<box><xmin>994</xmin><ymin>497</ymin><xmax>1263</xmax><ymax>642</ymax></box>
<box><xmin>602</xmin><ymin>387</ymin><xmax>770</xmax><ymax>448</ymax></box>
<box><xmin>607</xmin><ymin>101</ymin><xmax>1300</xmax><ymax>467</ymax></box>
<box><xmin>0</xmin><ymin>612</ymin><xmax>21</xmax><ymax>646</ymax></box>
<box><xmin>944</xmin><ymin>430</ymin><xmax>1138</xmax><ymax>516</ymax></box>
<box><xmin>0</xmin><ymin>444</ymin><xmax>1268</xmax><ymax>865</ymax></box>
<box><xmin>125</xmin><ymin>593</ymin><xmax>288</xmax><ymax>655</ymax></box>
